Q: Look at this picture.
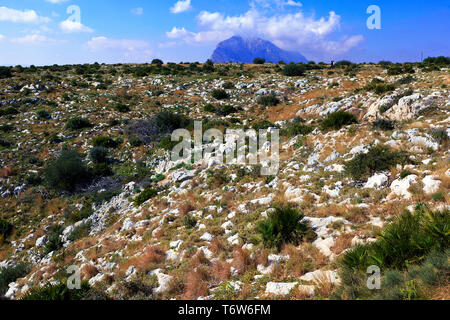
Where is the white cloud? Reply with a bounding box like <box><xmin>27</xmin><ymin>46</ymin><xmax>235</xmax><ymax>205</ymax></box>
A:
<box><xmin>85</xmin><ymin>36</ymin><xmax>153</xmax><ymax>62</ymax></box>
<box><xmin>45</xmin><ymin>0</ymin><xmax>70</xmax><ymax>3</ymax></box>
<box><xmin>0</xmin><ymin>34</ymin><xmax>5</xmax><ymax>41</ymax></box>
<box><xmin>131</xmin><ymin>7</ymin><xmax>144</xmax><ymax>15</ymax></box>
<box><xmin>10</xmin><ymin>34</ymin><xmax>59</xmax><ymax>45</ymax></box>
<box><xmin>170</xmin><ymin>0</ymin><xmax>192</xmax><ymax>14</ymax></box>
<box><xmin>59</xmin><ymin>20</ymin><xmax>93</xmax><ymax>33</ymax></box>
<box><xmin>166</xmin><ymin>8</ymin><xmax>364</xmax><ymax>57</ymax></box>
<box><xmin>0</xmin><ymin>6</ymin><xmax>50</xmax><ymax>23</ymax></box>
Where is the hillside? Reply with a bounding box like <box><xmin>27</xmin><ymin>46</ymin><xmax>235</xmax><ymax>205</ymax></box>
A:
<box><xmin>0</xmin><ymin>60</ymin><xmax>449</xmax><ymax>300</ymax></box>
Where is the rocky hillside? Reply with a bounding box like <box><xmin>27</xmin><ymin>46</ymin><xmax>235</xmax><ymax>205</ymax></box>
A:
<box><xmin>211</xmin><ymin>36</ymin><xmax>308</xmax><ymax>64</ymax></box>
<box><xmin>0</xmin><ymin>60</ymin><xmax>449</xmax><ymax>300</ymax></box>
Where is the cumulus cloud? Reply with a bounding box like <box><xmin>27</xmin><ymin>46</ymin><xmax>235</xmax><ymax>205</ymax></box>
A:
<box><xmin>0</xmin><ymin>6</ymin><xmax>50</xmax><ymax>23</ymax></box>
<box><xmin>170</xmin><ymin>0</ymin><xmax>192</xmax><ymax>14</ymax></box>
<box><xmin>0</xmin><ymin>34</ymin><xmax>5</xmax><ymax>41</ymax></box>
<box><xmin>10</xmin><ymin>34</ymin><xmax>59</xmax><ymax>45</ymax></box>
<box><xmin>166</xmin><ymin>7</ymin><xmax>364</xmax><ymax>57</ymax></box>
<box><xmin>59</xmin><ymin>20</ymin><xmax>93</xmax><ymax>33</ymax></box>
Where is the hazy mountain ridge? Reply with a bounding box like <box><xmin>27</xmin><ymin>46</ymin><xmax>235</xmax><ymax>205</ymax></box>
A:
<box><xmin>211</xmin><ymin>36</ymin><xmax>308</xmax><ymax>63</ymax></box>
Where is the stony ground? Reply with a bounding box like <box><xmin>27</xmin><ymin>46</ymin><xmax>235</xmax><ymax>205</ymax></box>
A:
<box><xmin>0</xmin><ymin>62</ymin><xmax>448</xmax><ymax>300</ymax></box>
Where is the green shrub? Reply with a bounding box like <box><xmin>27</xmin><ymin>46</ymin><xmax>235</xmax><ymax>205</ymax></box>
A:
<box><xmin>222</xmin><ymin>82</ymin><xmax>235</xmax><ymax>89</ymax></box>
<box><xmin>36</xmin><ymin>109</ymin><xmax>51</xmax><ymax>120</ymax></box>
<box><xmin>283</xmin><ymin>117</ymin><xmax>313</xmax><ymax>137</ymax></box>
<box><xmin>93</xmin><ymin>189</ymin><xmax>121</xmax><ymax>205</ymax></box>
<box><xmin>158</xmin><ymin>135</ymin><xmax>181</xmax><ymax>151</ymax></box>
<box><xmin>0</xmin><ymin>124</ymin><xmax>14</xmax><ymax>133</ymax></box>
<box><xmin>253</xmin><ymin>57</ymin><xmax>266</xmax><ymax>64</ymax></box>
<box><xmin>67</xmin><ymin>221</ymin><xmax>92</xmax><ymax>242</ymax></box>
<box><xmin>282</xmin><ymin>63</ymin><xmax>306</xmax><ymax>76</ymax></box>
<box><xmin>22</xmin><ymin>281</ymin><xmax>91</xmax><ymax>300</ymax></box>
<box><xmin>114</xmin><ymin>103</ymin><xmax>130</xmax><ymax>113</ymax></box>
<box><xmin>91</xmin><ymin>163</ymin><xmax>112</xmax><ymax>177</ymax></box>
<box><xmin>43</xmin><ymin>225</ymin><xmax>64</xmax><ymax>255</ymax></box>
<box><xmin>44</xmin><ymin>148</ymin><xmax>90</xmax><ymax>191</ymax></box>
<box><xmin>90</xmin><ymin>146</ymin><xmax>108</xmax><ymax>164</ymax></box>
<box><xmin>0</xmin><ymin>137</ymin><xmax>12</xmax><ymax>148</ymax></box>
<box><xmin>399</xmin><ymin>169</ymin><xmax>413</xmax><ymax>179</ymax></box>
<box><xmin>0</xmin><ymin>66</ymin><xmax>13</xmax><ymax>79</ymax></box>
<box><xmin>215</xmin><ymin>105</ymin><xmax>237</xmax><ymax>116</ymax></box>
<box><xmin>134</xmin><ymin>188</ymin><xmax>158</xmax><ymax>207</ymax></box>
<box><xmin>65</xmin><ymin>117</ymin><xmax>92</xmax><ymax>130</ymax></box>
<box><xmin>184</xmin><ymin>215</ymin><xmax>197</xmax><ymax>229</ymax></box>
<box><xmin>372</xmin><ymin>119</ymin><xmax>395</xmax><ymax>131</ymax></box>
<box><xmin>0</xmin><ymin>107</ymin><xmax>19</xmax><ymax>117</ymax></box>
<box><xmin>253</xmin><ymin>120</ymin><xmax>277</xmax><ymax>131</ymax></box>
<box><xmin>0</xmin><ymin>220</ymin><xmax>13</xmax><ymax>240</ymax></box>
<box><xmin>128</xmin><ymin>136</ymin><xmax>142</xmax><ymax>147</ymax></box>
<box><xmin>211</xmin><ymin>89</ymin><xmax>230</xmax><ymax>100</ymax></box>
<box><xmin>423</xmin><ymin>56</ymin><xmax>450</xmax><ymax>65</ymax></box>
<box><xmin>340</xmin><ymin>206</ymin><xmax>449</xmax><ymax>271</ymax></box>
<box><xmin>432</xmin><ymin>192</ymin><xmax>444</xmax><ymax>202</ymax></box>
<box><xmin>258</xmin><ymin>203</ymin><xmax>316</xmax><ymax>251</ymax></box>
<box><xmin>92</xmin><ymin>136</ymin><xmax>120</xmax><ymax>148</ymax></box>
<box><xmin>344</xmin><ymin>145</ymin><xmax>410</xmax><ymax>180</ymax></box>
<box><xmin>320</xmin><ymin>111</ymin><xmax>357</xmax><ymax>131</ymax></box>
<box><xmin>0</xmin><ymin>263</ymin><xmax>30</xmax><ymax>295</ymax></box>
<box><xmin>203</xmin><ymin>104</ymin><xmax>216</xmax><ymax>112</ymax></box>
<box><xmin>151</xmin><ymin>59</ymin><xmax>164</xmax><ymax>65</ymax></box>
<box><xmin>257</xmin><ymin>94</ymin><xmax>280</xmax><ymax>107</ymax></box>
<box><xmin>335</xmin><ymin>60</ymin><xmax>353</xmax><ymax>68</ymax></box>
<box><xmin>374</xmin><ymin>84</ymin><xmax>396</xmax><ymax>95</ymax></box>
<box><xmin>430</xmin><ymin>129</ymin><xmax>448</xmax><ymax>145</ymax></box>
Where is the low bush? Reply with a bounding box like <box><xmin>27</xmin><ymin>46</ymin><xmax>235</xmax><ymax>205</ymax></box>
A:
<box><xmin>65</xmin><ymin>117</ymin><xmax>92</xmax><ymax>130</ymax></box>
<box><xmin>67</xmin><ymin>221</ymin><xmax>92</xmax><ymax>242</ymax></box>
<box><xmin>92</xmin><ymin>136</ymin><xmax>120</xmax><ymax>149</ymax></box>
<box><xmin>430</xmin><ymin>128</ymin><xmax>448</xmax><ymax>145</ymax></box>
<box><xmin>253</xmin><ymin>57</ymin><xmax>266</xmax><ymax>64</ymax></box>
<box><xmin>320</xmin><ymin>111</ymin><xmax>357</xmax><ymax>131</ymax></box>
<box><xmin>43</xmin><ymin>225</ymin><xmax>64</xmax><ymax>255</ymax></box>
<box><xmin>253</xmin><ymin>120</ymin><xmax>277</xmax><ymax>131</ymax></box>
<box><xmin>44</xmin><ymin>148</ymin><xmax>90</xmax><ymax>192</ymax></box>
<box><xmin>283</xmin><ymin>117</ymin><xmax>313</xmax><ymax>137</ymax></box>
<box><xmin>36</xmin><ymin>109</ymin><xmax>51</xmax><ymax>120</ymax></box>
<box><xmin>114</xmin><ymin>103</ymin><xmax>130</xmax><ymax>113</ymax></box>
<box><xmin>339</xmin><ymin>205</ymin><xmax>449</xmax><ymax>273</ymax></box>
<box><xmin>0</xmin><ymin>263</ymin><xmax>30</xmax><ymax>295</ymax></box>
<box><xmin>258</xmin><ymin>203</ymin><xmax>316</xmax><ymax>251</ymax></box>
<box><xmin>90</xmin><ymin>146</ymin><xmax>109</xmax><ymax>164</ymax></box>
<box><xmin>22</xmin><ymin>281</ymin><xmax>91</xmax><ymax>300</ymax></box>
<box><xmin>372</xmin><ymin>119</ymin><xmax>395</xmax><ymax>131</ymax></box>
<box><xmin>184</xmin><ymin>215</ymin><xmax>197</xmax><ymax>229</ymax></box>
<box><xmin>0</xmin><ymin>66</ymin><xmax>13</xmax><ymax>79</ymax></box>
<box><xmin>134</xmin><ymin>188</ymin><xmax>158</xmax><ymax>207</ymax></box>
<box><xmin>0</xmin><ymin>107</ymin><xmax>19</xmax><ymax>117</ymax></box>
<box><xmin>344</xmin><ymin>145</ymin><xmax>410</xmax><ymax>180</ymax></box>
<box><xmin>257</xmin><ymin>94</ymin><xmax>280</xmax><ymax>107</ymax></box>
<box><xmin>93</xmin><ymin>189</ymin><xmax>121</xmax><ymax>205</ymax></box>
<box><xmin>211</xmin><ymin>89</ymin><xmax>230</xmax><ymax>100</ymax></box>
<box><xmin>0</xmin><ymin>219</ymin><xmax>13</xmax><ymax>240</ymax></box>
<box><xmin>128</xmin><ymin>136</ymin><xmax>142</xmax><ymax>147</ymax></box>
<box><xmin>215</xmin><ymin>105</ymin><xmax>237</xmax><ymax>116</ymax></box>
<box><xmin>282</xmin><ymin>63</ymin><xmax>306</xmax><ymax>76</ymax></box>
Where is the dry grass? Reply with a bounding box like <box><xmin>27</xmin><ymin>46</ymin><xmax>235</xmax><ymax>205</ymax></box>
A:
<box><xmin>232</xmin><ymin>247</ymin><xmax>255</xmax><ymax>275</ymax></box>
<box><xmin>81</xmin><ymin>264</ymin><xmax>99</xmax><ymax>281</ymax></box>
<box><xmin>211</xmin><ymin>260</ymin><xmax>231</xmax><ymax>282</ymax></box>
<box><xmin>184</xmin><ymin>266</ymin><xmax>210</xmax><ymax>300</ymax></box>
<box><xmin>331</xmin><ymin>232</ymin><xmax>355</xmax><ymax>255</ymax></box>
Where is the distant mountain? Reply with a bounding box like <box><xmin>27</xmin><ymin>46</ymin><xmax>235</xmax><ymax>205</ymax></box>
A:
<box><xmin>211</xmin><ymin>36</ymin><xmax>308</xmax><ymax>64</ymax></box>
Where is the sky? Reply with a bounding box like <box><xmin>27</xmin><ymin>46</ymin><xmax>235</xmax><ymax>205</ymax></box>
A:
<box><xmin>0</xmin><ymin>0</ymin><xmax>448</xmax><ymax>66</ymax></box>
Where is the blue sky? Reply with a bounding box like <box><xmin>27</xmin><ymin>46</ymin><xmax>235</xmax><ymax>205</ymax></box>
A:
<box><xmin>0</xmin><ymin>0</ymin><xmax>448</xmax><ymax>66</ymax></box>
